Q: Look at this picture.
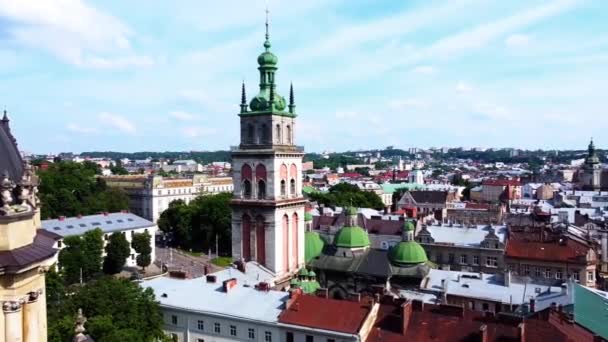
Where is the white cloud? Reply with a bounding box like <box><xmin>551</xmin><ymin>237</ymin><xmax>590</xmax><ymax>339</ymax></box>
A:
<box><xmin>0</xmin><ymin>0</ymin><xmax>153</xmax><ymax>69</ymax></box>
<box><xmin>505</xmin><ymin>33</ymin><xmax>530</xmax><ymax>48</ymax></box>
<box><xmin>170</xmin><ymin>110</ymin><xmax>199</xmax><ymax>121</ymax></box>
<box><xmin>411</xmin><ymin>65</ymin><xmax>436</xmax><ymax>74</ymax></box>
<box><xmin>456</xmin><ymin>81</ymin><xmax>473</xmax><ymax>93</ymax></box>
<box><xmin>66</xmin><ymin>123</ymin><xmax>97</xmax><ymax>134</ymax></box>
<box><xmin>182</xmin><ymin>126</ymin><xmax>215</xmax><ymax>138</ymax></box>
<box><xmin>98</xmin><ymin>112</ymin><xmax>136</xmax><ymax>134</ymax></box>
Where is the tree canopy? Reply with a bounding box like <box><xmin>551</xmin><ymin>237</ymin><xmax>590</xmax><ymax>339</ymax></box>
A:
<box><xmin>38</xmin><ymin>161</ymin><xmax>129</xmax><ymax>219</ymax></box>
<box><xmin>308</xmin><ymin>183</ymin><xmax>385</xmax><ymax>210</ymax></box>
<box><xmin>103</xmin><ymin>232</ymin><xmax>131</xmax><ymax>274</ymax></box>
<box><xmin>47</xmin><ymin>276</ymin><xmax>166</xmax><ymax>342</ymax></box>
<box><xmin>58</xmin><ymin>228</ymin><xmax>104</xmax><ymax>284</ymax></box>
<box><xmin>158</xmin><ymin>192</ymin><xmax>232</xmax><ymax>254</ymax></box>
<box><xmin>132</xmin><ymin>231</ymin><xmax>152</xmax><ymax>270</ymax></box>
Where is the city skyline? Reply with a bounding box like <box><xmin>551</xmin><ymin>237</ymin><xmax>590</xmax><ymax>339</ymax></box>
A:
<box><xmin>1</xmin><ymin>0</ymin><xmax>607</xmax><ymax>154</ymax></box>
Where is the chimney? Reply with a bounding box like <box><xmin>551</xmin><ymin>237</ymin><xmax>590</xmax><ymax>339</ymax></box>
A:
<box><xmin>518</xmin><ymin>323</ymin><xmax>526</xmax><ymax>342</ymax></box>
<box><xmin>479</xmin><ymin>325</ymin><xmax>488</xmax><ymax>342</ymax></box>
<box><xmin>204</xmin><ymin>265</ymin><xmax>209</xmax><ymax>275</ymax></box>
<box><xmin>77</xmin><ymin>214</ymin><xmax>82</xmax><ymax>219</ymax></box>
<box><xmin>59</xmin><ymin>216</ymin><xmax>66</xmax><ymax>221</ymax></box>
<box><xmin>103</xmin><ymin>212</ymin><xmax>109</xmax><ymax>216</ymax></box>
<box><xmin>505</xmin><ymin>270</ymin><xmax>511</xmax><ymax>287</ymax></box>
<box><xmin>401</xmin><ymin>301</ymin><xmax>412</xmax><ymax>336</ymax></box>
<box><xmin>222</xmin><ymin>278</ymin><xmax>237</xmax><ymax>292</ymax></box>
<box><xmin>205</xmin><ymin>274</ymin><xmax>217</xmax><ymax>283</ymax></box>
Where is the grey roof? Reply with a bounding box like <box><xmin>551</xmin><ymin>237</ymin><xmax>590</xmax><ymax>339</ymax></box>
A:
<box><xmin>0</xmin><ymin>114</ymin><xmax>24</xmax><ymax>182</ymax></box>
<box><xmin>141</xmin><ymin>270</ymin><xmax>289</xmax><ymax>323</ymax></box>
<box><xmin>41</xmin><ymin>212</ymin><xmax>155</xmax><ymax>237</ymax></box>
<box><xmin>424</xmin><ymin>224</ymin><xmax>507</xmax><ymax>247</ymax></box>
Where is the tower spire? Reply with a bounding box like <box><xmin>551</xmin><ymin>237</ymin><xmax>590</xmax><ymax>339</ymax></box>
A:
<box><xmin>1</xmin><ymin>110</ymin><xmax>8</xmax><ymax>123</ymax></box>
<box><xmin>264</xmin><ymin>6</ymin><xmax>271</xmax><ymax>51</ymax></box>
<box><xmin>289</xmin><ymin>83</ymin><xmax>296</xmax><ymax>114</ymax></box>
<box><xmin>240</xmin><ymin>81</ymin><xmax>248</xmax><ymax>113</ymax></box>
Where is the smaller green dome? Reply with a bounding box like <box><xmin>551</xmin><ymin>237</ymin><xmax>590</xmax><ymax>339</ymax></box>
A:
<box><xmin>290</xmin><ymin>278</ymin><xmax>299</xmax><ymax>286</ymax></box>
<box><xmin>334</xmin><ymin>226</ymin><xmax>370</xmax><ymax>249</ymax></box>
<box><xmin>258</xmin><ymin>51</ymin><xmax>278</xmax><ymax>66</ymax></box>
<box><xmin>298</xmin><ymin>268</ymin><xmax>309</xmax><ymax>277</ymax></box>
<box><xmin>404</xmin><ymin>221</ymin><xmax>415</xmax><ymax>232</ymax></box>
<box><xmin>345</xmin><ymin>206</ymin><xmax>358</xmax><ymax>216</ymax></box>
<box><xmin>308</xmin><ymin>270</ymin><xmax>316</xmax><ymax>278</ymax></box>
<box><xmin>389</xmin><ymin>241</ymin><xmax>428</xmax><ymax>265</ymax></box>
<box><xmin>305</xmin><ymin>231</ymin><xmax>325</xmax><ymax>263</ymax></box>
<box><xmin>300</xmin><ymin>280</ymin><xmax>321</xmax><ymax>294</ymax></box>
<box><xmin>304</xmin><ymin>212</ymin><xmax>314</xmax><ymax>222</ymax></box>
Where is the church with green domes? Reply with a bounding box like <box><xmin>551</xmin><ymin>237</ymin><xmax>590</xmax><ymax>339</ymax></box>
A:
<box><xmin>305</xmin><ymin>207</ymin><xmax>433</xmax><ymax>299</ymax></box>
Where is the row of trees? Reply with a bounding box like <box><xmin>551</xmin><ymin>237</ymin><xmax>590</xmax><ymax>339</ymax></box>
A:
<box><xmin>158</xmin><ymin>192</ymin><xmax>232</xmax><ymax>254</ymax></box>
<box><xmin>58</xmin><ymin>228</ymin><xmax>152</xmax><ymax>284</ymax></box>
<box><xmin>307</xmin><ymin>183</ymin><xmax>385</xmax><ymax>210</ymax></box>
<box><xmin>46</xmin><ymin>273</ymin><xmax>168</xmax><ymax>342</ymax></box>
<box><xmin>37</xmin><ymin>161</ymin><xmax>130</xmax><ymax>219</ymax></box>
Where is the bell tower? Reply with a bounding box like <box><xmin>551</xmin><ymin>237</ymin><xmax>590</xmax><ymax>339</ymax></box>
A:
<box><xmin>231</xmin><ymin>11</ymin><xmax>306</xmax><ymax>277</ymax></box>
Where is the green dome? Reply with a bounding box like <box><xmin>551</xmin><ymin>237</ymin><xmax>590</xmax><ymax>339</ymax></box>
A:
<box><xmin>290</xmin><ymin>278</ymin><xmax>299</xmax><ymax>286</ymax></box>
<box><xmin>249</xmin><ymin>90</ymin><xmax>287</xmax><ymax>111</ymax></box>
<box><xmin>304</xmin><ymin>212</ymin><xmax>314</xmax><ymax>222</ymax></box>
<box><xmin>334</xmin><ymin>226</ymin><xmax>370</xmax><ymax>249</ymax></box>
<box><xmin>389</xmin><ymin>241</ymin><xmax>428</xmax><ymax>265</ymax></box>
<box><xmin>404</xmin><ymin>221</ymin><xmax>415</xmax><ymax>232</ymax></box>
<box><xmin>298</xmin><ymin>267</ymin><xmax>309</xmax><ymax>277</ymax></box>
<box><xmin>308</xmin><ymin>270</ymin><xmax>316</xmax><ymax>278</ymax></box>
<box><xmin>258</xmin><ymin>50</ymin><xmax>278</xmax><ymax>66</ymax></box>
<box><xmin>299</xmin><ymin>280</ymin><xmax>321</xmax><ymax>294</ymax></box>
<box><xmin>345</xmin><ymin>206</ymin><xmax>358</xmax><ymax>216</ymax></box>
<box><xmin>304</xmin><ymin>231</ymin><xmax>325</xmax><ymax>263</ymax></box>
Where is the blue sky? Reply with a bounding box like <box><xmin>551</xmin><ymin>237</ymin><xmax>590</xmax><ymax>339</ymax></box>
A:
<box><xmin>0</xmin><ymin>0</ymin><xmax>607</xmax><ymax>154</ymax></box>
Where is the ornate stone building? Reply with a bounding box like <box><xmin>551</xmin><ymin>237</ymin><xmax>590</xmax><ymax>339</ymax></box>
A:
<box><xmin>230</xmin><ymin>16</ymin><xmax>306</xmax><ymax>279</ymax></box>
<box><xmin>0</xmin><ymin>110</ymin><xmax>58</xmax><ymax>341</ymax></box>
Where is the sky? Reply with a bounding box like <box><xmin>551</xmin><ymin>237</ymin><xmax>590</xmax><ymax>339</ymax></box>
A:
<box><xmin>0</xmin><ymin>0</ymin><xmax>607</xmax><ymax>154</ymax></box>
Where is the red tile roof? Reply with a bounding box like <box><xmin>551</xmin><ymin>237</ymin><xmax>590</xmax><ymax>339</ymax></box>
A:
<box><xmin>506</xmin><ymin>232</ymin><xmax>592</xmax><ymax>264</ymax></box>
<box><xmin>279</xmin><ymin>295</ymin><xmax>373</xmax><ymax>334</ymax></box>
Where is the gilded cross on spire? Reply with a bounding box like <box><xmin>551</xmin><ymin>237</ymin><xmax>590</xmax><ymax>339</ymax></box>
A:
<box><xmin>264</xmin><ymin>5</ymin><xmax>271</xmax><ymax>51</ymax></box>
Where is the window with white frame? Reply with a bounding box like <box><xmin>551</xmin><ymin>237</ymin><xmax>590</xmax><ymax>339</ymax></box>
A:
<box><xmin>265</xmin><ymin>331</ymin><xmax>272</xmax><ymax>342</ymax></box>
<box><xmin>555</xmin><ymin>269</ymin><xmax>563</xmax><ymax>279</ymax></box>
<box><xmin>472</xmin><ymin>255</ymin><xmax>479</xmax><ymax>265</ymax></box>
<box><xmin>248</xmin><ymin>328</ymin><xmax>255</xmax><ymax>339</ymax></box>
<box><xmin>486</xmin><ymin>256</ymin><xmax>497</xmax><ymax>267</ymax></box>
<box><xmin>171</xmin><ymin>315</ymin><xmax>178</xmax><ymax>325</ymax></box>
<box><xmin>573</xmin><ymin>271</ymin><xmax>580</xmax><ymax>281</ymax></box>
<box><xmin>587</xmin><ymin>271</ymin><xmax>594</xmax><ymax>282</ymax></box>
<box><xmin>214</xmin><ymin>323</ymin><xmax>221</xmax><ymax>334</ymax></box>
<box><xmin>534</xmin><ymin>267</ymin><xmax>542</xmax><ymax>277</ymax></box>
<box><xmin>460</xmin><ymin>254</ymin><xmax>468</xmax><ymax>265</ymax></box>
<box><xmin>544</xmin><ymin>268</ymin><xmax>552</xmax><ymax>278</ymax></box>
<box><xmin>230</xmin><ymin>325</ymin><xmax>237</xmax><ymax>336</ymax></box>
<box><xmin>197</xmin><ymin>320</ymin><xmax>204</xmax><ymax>331</ymax></box>
<box><xmin>522</xmin><ymin>264</ymin><xmax>530</xmax><ymax>275</ymax></box>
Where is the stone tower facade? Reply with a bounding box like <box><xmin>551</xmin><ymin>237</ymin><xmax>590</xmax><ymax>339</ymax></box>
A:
<box><xmin>0</xmin><ymin>110</ymin><xmax>58</xmax><ymax>341</ymax></box>
<box><xmin>230</xmin><ymin>16</ymin><xmax>306</xmax><ymax>276</ymax></box>
<box><xmin>580</xmin><ymin>138</ymin><xmax>602</xmax><ymax>190</ymax></box>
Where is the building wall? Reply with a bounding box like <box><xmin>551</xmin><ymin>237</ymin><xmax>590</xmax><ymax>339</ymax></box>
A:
<box><xmin>505</xmin><ymin>258</ymin><xmax>596</xmax><ymax>287</ymax></box>
<box><xmin>161</xmin><ymin>307</ymin><xmax>281</xmax><ymax>342</ymax></box>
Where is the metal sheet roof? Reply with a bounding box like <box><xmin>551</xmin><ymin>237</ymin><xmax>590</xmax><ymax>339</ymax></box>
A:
<box><xmin>41</xmin><ymin>212</ymin><xmax>155</xmax><ymax>237</ymax></box>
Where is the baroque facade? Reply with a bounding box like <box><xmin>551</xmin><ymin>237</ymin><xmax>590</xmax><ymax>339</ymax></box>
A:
<box><xmin>230</xmin><ymin>17</ymin><xmax>306</xmax><ymax>278</ymax></box>
<box><xmin>0</xmin><ymin>110</ymin><xmax>58</xmax><ymax>341</ymax></box>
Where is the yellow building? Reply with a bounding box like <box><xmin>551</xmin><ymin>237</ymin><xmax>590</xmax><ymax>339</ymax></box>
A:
<box><xmin>0</xmin><ymin>111</ymin><xmax>58</xmax><ymax>341</ymax></box>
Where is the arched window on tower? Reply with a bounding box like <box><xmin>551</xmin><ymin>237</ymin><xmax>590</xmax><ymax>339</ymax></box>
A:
<box><xmin>255</xmin><ymin>164</ymin><xmax>267</xmax><ymax>199</ymax></box>
<box><xmin>290</xmin><ymin>179</ymin><xmax>296</xmax><ymax>197</ymax></box>
<box><xmin>241</xmin><ymin>164</ymin><xmax>252</xmax><ymax>199</ymax></box>
<box><xmin>280</xmin><ymin>180</ymin><xmax>286</xmax><ymax>198</ymax></box>
<box><xmin>247</xmin><ymin>124</ymin><xmax>254</xmax><ymax>144</ymax></box>
<box><xmin>286</xmin><ymin>125</ymin><xmax>292</xmax><ymax>144</ymax></box>
<box><xmin>243</xmin><ymin>180</ymin><xmax>252</xmax><ymax>198</ymax></box>
<box><xmin>261</xmin><ymin>124</ymin><xmax>269</xmax><ymax>144</ymax></box>
<box><xmin>275</xmin><ymin>124</ymin><xmax>281</xmax><ymax>144</ymax></box>
<box><xmin>257</xmin><ymin>180</ymin><xmax>266</xmax><ymax>199</ymax></box>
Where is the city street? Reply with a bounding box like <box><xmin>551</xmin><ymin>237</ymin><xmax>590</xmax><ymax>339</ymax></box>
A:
<box><xmin>155</xmin><ymin>246</ymin><xmax>222</xmax><ymax>278</ymax></box>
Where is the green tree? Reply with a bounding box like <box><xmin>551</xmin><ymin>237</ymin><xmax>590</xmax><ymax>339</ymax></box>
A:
<box><xmin>47</xmin><ymin>276</ymin><xmax>166</xmax><ymax>342</ymax></box>
<box><xmin>103</xmin><ymin>233</ymin><xmax>131</xmax><ymax>274</ymax></box>
<box><xmin>57</xmin><ymin>228</ymin><xmax>104</xmax><ymax>284</ymax></box>
<box><xmin>110</xmin><ymin>160</ymin><xmax>129</xmax><ymax>175</ymax></box>
<box><xmin>38</xmin><ymin>161</ymin><xmax>129</xmax><ymax>219</ymax></box>
<box><xmin>158</xmin><ymin>193</ymin><xmax>232</xmax><ymax>255</ymax></box>
<box><xmin>132</xmin><ymin>231</ymin><xmax>152</xmax><ymax>270</ymax></box>
<box><xmin>308</xmin><ymin>183</ymin><xmax>384</xmax><ymax>210</ymax></box>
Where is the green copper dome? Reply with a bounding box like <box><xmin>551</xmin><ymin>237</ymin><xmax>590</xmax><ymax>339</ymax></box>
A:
<box><xmin>258</xmin><ymin>50</ymin><xmax>278</xmax><ymax>66</ymax></box>
<box><xmin>249</xmin><ymin>90</ymin><xmax>287</xmax><ymax>111</ymax></box>
<box><xmin>389</xmin><ymin>241</ymin><xmax>428</xmax><ymax>265</ymax></box>
<box><xmin>304</xmin><ymin>212</ymin><xmax>314</xmax><ymax>222</ymax></box>
<box><xmin>404</xmin><ymin>221</ymin><xmax>415</xmax><ymax>232</ymax></box>
<box><xmin>345</xmin><ymin>206</ymin><xmax>358</xmax><ymax>216</ymax></box>
<box><xmin>334</xmin><ymin>226</ymin><xmax>370</xmax><ymax>249</ymax></box>
<box><xmin>305</xmin><ymin>231</ymin><xmax>325</xmax><ymax>263</ymax></box>
<box><xmin>298</xmin><ymin>267</ymin><xmax>309</xmax><ymax>277</ymax></box>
